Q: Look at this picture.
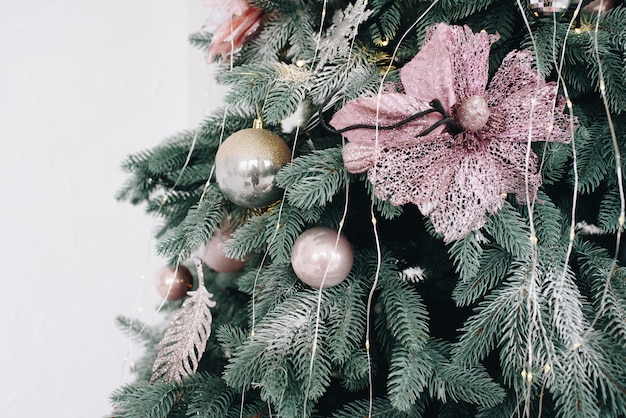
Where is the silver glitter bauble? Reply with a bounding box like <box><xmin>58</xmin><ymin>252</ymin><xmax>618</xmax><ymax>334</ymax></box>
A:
<box><xmin>528</xmin><ymin>0</ymin><xmax>571</xmax><ymax>15</ymax></box>
<box><xmin>215</xmin><ymin>127</ymin><xmax>291</xmax><ymax>208</ymax></box>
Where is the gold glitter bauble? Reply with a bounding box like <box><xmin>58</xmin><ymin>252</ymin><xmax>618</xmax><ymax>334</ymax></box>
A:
<box><xmin>215</xmin><ymin>127</ymin><xmax>291</xmax><ymax>208</ymax></box>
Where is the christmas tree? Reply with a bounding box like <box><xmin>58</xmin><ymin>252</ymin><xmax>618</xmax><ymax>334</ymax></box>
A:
<box><xmin>111</xmin><ymin>0</ymin><xmax>626</xmax><ymax>417</ymax></box>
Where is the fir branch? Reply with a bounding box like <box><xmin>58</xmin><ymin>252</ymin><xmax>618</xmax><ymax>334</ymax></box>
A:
<box><xmin>366</xmin><ymin>0</ymin><xmax>401</xmax><ymax>46</ymax></box>
<box><xmin>275</xmin><ymin>147</ymin><xmax>347</xmax><ymax>210</ymax></box>
<box><xmin>218</xmin><ymin>62</ymin><xmax>312</xmax><ymax>125</ymax></box>
<box><xmin>452</xmin><ymin>260</ymin><xmax>534</xmax><ymax>368</ymax></box>
<box><xmin>120</xmin><ymin>149</ymin><xmax>155</xmax><ymax>173</ymax></box>
<box><xmin>151</xmin><ymin>283</ymin><xmax>217</xmax><ymax>384</ymax></box>
<box><xmin>543</xmin><ymin>252</ymin><xmax>587</xmax><ymax>349</ymax></box>
<box><xmin>217</xmin><ymin>62</ymin><xmax>282</xmax><ymax>106</ymax></box>
<box><xmin>247</xmin><ymin>12</ymin><xmax>307</xmax><ymax>61</ymax></box>
<box><xmin>110</xmin><ymin>380</ymin><xmax>182</xmax><ymax>418</ymax></box>
<box><xmin>570</xmin><ymin>18</ymin><xmax>626</xmax><ymax>114</ymax></box>
<box><xmin>263</xmin><ymin>65</ymin><xmax>314</xmax><ymax>125</ymax></box>
<box><xmin>222</xmin><ymin>212</ymin><xmax>268</xmax><ymax>260</ymax></box>
<box><xmin>336</xmin><ymin>348</ymin><xmax>369</xmax><ymax>391</ymax></box>
<box><xmin>575</xmin><ymin>121</ymin><xmax>610</xmax><ymax>194</ymax></box>
<box><xmin>215</xmin><ymin>324</ymin><xmax>248</xmax><ymax>356</ymax></box>
<box><xmin>387</xmin><ymin>344</ymin><xmax>432</xmax><ymax>411</ymax></box>
<box><xmin>430</xmin><ymin>358</ymin><xmax>506</xmax><ymax>408</ymax></box>
<box><xmin>184</xmin><ymin>373</ymin><xmax>238</xmax><ymax>418</ymax></box>
<box><xmin>448</xmin><ymin>230</ymin><xmax>488</xmax><ymax>282</ymax></box>
<box><xmin>222</xmin><ymin>296</ymin><xmax>333</xmax><ymax>406</ymax></box>
<box><xmin>309</xmin><ymin>54</ymin><xmax>381</xmax><ymax>108</ymax></box>
<box><xmin>188</xmin><ymin>30</ymin><xmax>213</xmax><ymax>50</ymax></box>
<box><xmin>225</xmin><ymin>203</ymin><xmax>323</xmax><ymax>264</ymax></box>
<box><xmin>156</xmin><ymin>186</ymin><xmax>224</xmax><ymax>262</ymax></box>
<box><xmin>197</xmin><ymin>111</ymin><xmax>256</xmax><ymax>143</ymax></box>
<box><xmin>452</xmin><ymin>245</ymin><xmax>511</xmax><ymax>307</ymax></box>
<box><xmin>236</xmin><ymin>262</ymin><xmax>301</xmax><ymax>325</ymax></box>
<box><xmin>432</xmin><ymin>0</ymin><xmax>498</xmax><ymax>21</ymax></box>
<box><xmin>483</xmin><ymin>201</ymin><xmax>531</xmax><ymax>258</ymax></box>
<box><xmin>330</xmin><ymin>397</ymin><xmax>424</xmax><ymax>418</ymax></box>
<box><xmin>521</xmin><ymin>21</ymin><xmax>565</xmax><ymax>77</ymax></box>
<box><xmin>147</xmin><ymin>190</ymin><xmax>201</xmax><ymax>239</ymax></box>
<box><xmin>533</xmin><ymin>191</ymin><xmax>565</xmax><ymax>247</ymax></box>
<box><xmin>475</xmin><ymin>391</ymin><xmax>534</xmax><ymax>418</ymax></box>
<box><xmin>576</xmin><ymin>240</ymin><xmax>626</xmax><ymax>346</ymax></box>
<box><xmin>598</xmin><ymin>186</ymin><xmax>624</xmax><ymax>233</ymax></box>
<box><xmin>552</xmin><ymin>347</ymin><xmax>601</xmax><ymax>418</ymax></box>
<box><xmin>248</xmin><ymin>0</ymin><xmax>301</xmax><ymax>13</ymax></box>
<box><xmin>264</xmin><ymin>204</ymin><xmax>324</xmax><ymax>264</ymax></box>
<box><xmin>115</xmin><ymin>316</ymin><xmax>163</xmax><ymax>347</ymax></box>
<box><xmin>288</xmin><ymin>10</ymin><xmax>317</xmax><ymax>62</ymax></box>
<box><xmin>361</xmin><ymin>173</ymin><xmax>404</xmax><ymax>220</ymax></box>
<box><xmin>536</xmin><ymin>140</ymin><xmax>571</xmax><ymax>186</ymax></box>
<box><xmin>378</xmin><ymin>270</ymin><xmax>429</xmax><ymax>352</ymax></box>
<box><xmin>325</xmin><ymin>273</ymin><xmax>367</xmax><ymax>364</ymax></box>
<box><xmin>465</xmin><ymin>0</ymin><xmax>518</xmax><ymax>41</ymax></box>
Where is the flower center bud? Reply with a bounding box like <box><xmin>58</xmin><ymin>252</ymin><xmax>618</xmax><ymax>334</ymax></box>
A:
<box><xmin>456</xmin><ymin>95</ymin><xmax>490</xmax><ymax>132</ymax></box>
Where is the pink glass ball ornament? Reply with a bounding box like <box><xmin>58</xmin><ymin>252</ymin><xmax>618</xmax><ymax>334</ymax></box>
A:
<box><xmin>203</xmin><ymin>227</ymin><xmax>246</xmax><ymax>273</ymax></box>
<box><xmin>156</xmin><ymin>265</ymin><xmax>194</xmax><ymax>301</ymax></box>
<box><xmin>290</xmin><ymin>227</ymin><xmax>354</xmax><ymax>288</ymax></box>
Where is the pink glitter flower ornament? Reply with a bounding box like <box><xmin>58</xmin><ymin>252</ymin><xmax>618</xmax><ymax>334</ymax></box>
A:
<box><xmin>330</xmin><ymin>23</ymin><xmax>574</xmax><ymax>242</ymax></box>
<box><xmin>205</xmin><ymin>0</ymin><xmax>265</xmax><ymax>62</ymax></box>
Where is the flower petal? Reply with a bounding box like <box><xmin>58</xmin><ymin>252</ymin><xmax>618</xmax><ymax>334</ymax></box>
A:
<box><xmin>400</xmin><ymin>24</ymin><xmax>456</xmax><ymax>109</ymax></box>
<box><xmin>368</xmin><ymin>138</ymin><xmax>539</xmax><ymax>242</ymax></box>
<box><xmin>487</xmin><ymin>51</ymin><xmax>545</xmax><ymax>107</ymax></box>
<box><xmin>487</xmin><ymin>52</ymin><xmax>572</xmax><ymax>144</ymax></box>
<box><xmin>207</xmin><ymin>7</ymin><xmax>264</xmax><ymax>61</ymax></box>
<box><xmin>401</xmin><ymin>24</ymin><xmax>497</xmax><ymax>108</ymax></box>
<box><xmin>329</xmin><ymin>92</ymin><xmax>443</xmax><ymax>146</ymax></box>
<box><xmin>342</xmin><ymin>142</ymin><xmax>375</xmax><ymax>173</ymax></box>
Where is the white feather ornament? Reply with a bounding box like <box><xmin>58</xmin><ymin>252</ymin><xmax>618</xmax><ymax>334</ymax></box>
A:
<box><xmin>150</xmin><ymin>259</ymin><xmax>217</xmax><ymax>383</ymax></box>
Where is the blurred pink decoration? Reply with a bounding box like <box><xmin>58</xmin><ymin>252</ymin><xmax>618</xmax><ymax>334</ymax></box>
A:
<box><xmin>331</xmin><ymin>23</ymin><xmax>574</xmax><ymax>242</ymax></box>
<box><xmin>203</xmin><ymin>226</ymin><xmax>246</xmax><ymax>273</ymax></box>
<box><xmin>584</xmin><ymin>0</ymin><xmax>615</xmax><ymax>13</ymax></box>
<box><xmin>205</xmin><ymin>1</ymin><xmax>265</xmax><ymax>62</ymax></box>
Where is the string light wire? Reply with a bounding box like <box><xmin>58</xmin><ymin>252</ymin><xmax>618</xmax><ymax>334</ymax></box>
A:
<box><xmin>363</xmin><ymin>2</ymin><xmax>441</xmax><ymax>416</ymax></box>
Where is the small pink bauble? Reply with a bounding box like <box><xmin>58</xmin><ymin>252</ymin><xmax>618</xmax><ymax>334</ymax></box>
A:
<box><xmin>456</xmin><ymin>95</ymin><xmax>490</xmax><ymax>132</ymax></box>
<box><xmin>203</xmin><ymin>228</ymin><xmax>246</xmax><ymax>273</ymax></box>
<box><xmin>156</xmin><ymin>265</ymin><xmax>194</xmax><ymax>301</ymax></box>
<box><xmin>291</xmin><ymin>227</ymin><xmax>353</xmax><ymax>288</ymax></box>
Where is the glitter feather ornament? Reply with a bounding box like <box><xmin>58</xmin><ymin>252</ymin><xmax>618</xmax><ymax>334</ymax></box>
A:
<box><xmin>330</xmin><ymin>23</ymin><xmax>575</xmax><ymax>242</ymax></box>
<box><xmin>150</xmin><ymin>259</ymin><xmax>217</xmax><ymax>383</ymax></box>
<box><xmin>315</xmin><ymin>0</ymin><xmax>372</xmax><ymax>69</ymax></box>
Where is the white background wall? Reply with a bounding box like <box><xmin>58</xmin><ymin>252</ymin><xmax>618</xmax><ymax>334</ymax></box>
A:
<box><xmin>0</xmin><ymin>1</ymin><xmax>217</xmax><ymax>416</ymax></box>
